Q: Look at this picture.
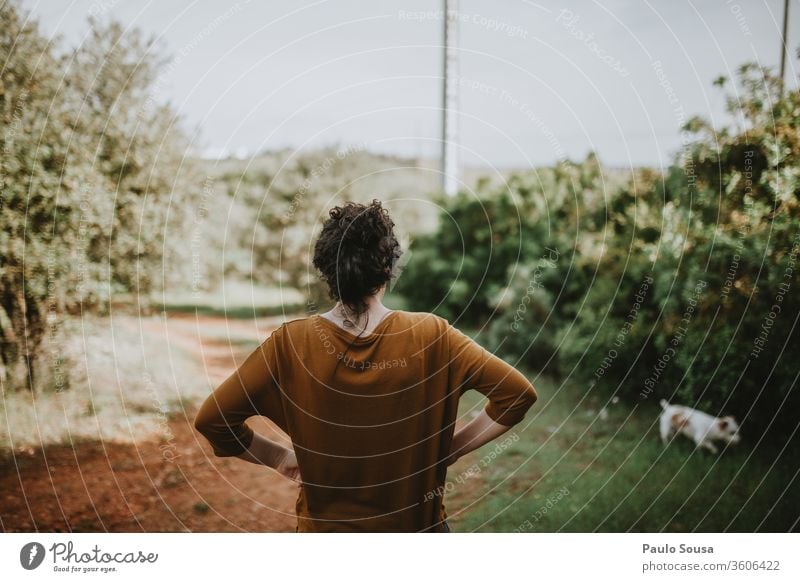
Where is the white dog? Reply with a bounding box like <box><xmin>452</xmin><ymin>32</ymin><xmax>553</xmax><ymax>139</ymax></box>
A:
<box><xmin>659</xmin><ymin>399</ymin><xmax>741</xmax><ymax>453</ymax></box>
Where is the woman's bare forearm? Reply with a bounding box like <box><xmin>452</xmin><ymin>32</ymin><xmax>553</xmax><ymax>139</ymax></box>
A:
<box><xmin>447</xmin><ymin>409</ymin><xmax>511</xmax><ymax>465</ymax></box>
<box><xmin>235</xmin><ymin>432</ymin><xmax>290</xmax><ymax>468</ymax></box>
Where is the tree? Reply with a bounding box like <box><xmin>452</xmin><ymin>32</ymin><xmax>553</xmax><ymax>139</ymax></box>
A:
<box><xmin>0</xmin><ymin>3</ymin><xmax>201</xmax><ymax>390</ymax></box>
<box><xmin>0</xmin><ymin>2</ymin><xmax>83</xmax><ymax>388</ymax></box>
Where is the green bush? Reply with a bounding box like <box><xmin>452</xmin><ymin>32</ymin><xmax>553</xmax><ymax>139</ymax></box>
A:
<box><xmin>400</xmin><ymin>64</ymin><xmax>800</xmax><ymax>442</ymax></box>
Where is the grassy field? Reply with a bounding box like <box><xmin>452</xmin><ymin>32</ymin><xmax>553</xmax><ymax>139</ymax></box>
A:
<box><xmin>446</xmin><ymin>375</ymin><xmax>799</xmax><ymax>533</ymax></box>
<box><xmin>155</xmin><ymin>281</ymin><xmax>306</xmax><ymax>318</ymax></box>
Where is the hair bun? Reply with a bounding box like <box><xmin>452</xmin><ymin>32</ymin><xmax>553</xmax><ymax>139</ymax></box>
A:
<box><xmin>337</xmin><ymin>207</ymin><xmax>381</xmax><ymax>247</ymax></box>
<box><xmin>312</xmin><ymin>199</ymin><xmax>401</xmax><ymax>318</ymax></box>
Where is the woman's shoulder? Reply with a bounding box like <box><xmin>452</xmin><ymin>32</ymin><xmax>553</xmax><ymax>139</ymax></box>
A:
<box><xmin>395</xmin><ymin>309</ymin><xmax>446</xmax><ymax>325</ymax></box>
<box><xmin>389</xmin><ymin>310</ymin><xmax>456</xmax><ymax>339</ymax></box>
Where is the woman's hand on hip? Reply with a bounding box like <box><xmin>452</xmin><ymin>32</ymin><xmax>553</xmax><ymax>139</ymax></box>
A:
<box><xmin>275</xmin><ymin>448</ymin><xmax>301</xmax><ymax>482</ymax></box>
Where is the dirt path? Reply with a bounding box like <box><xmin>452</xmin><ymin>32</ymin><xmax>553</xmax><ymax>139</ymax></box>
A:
<box><xmin>0</xmin><ymin>314</ymin><xmax>300</xmax><ymax>532</ymax></box>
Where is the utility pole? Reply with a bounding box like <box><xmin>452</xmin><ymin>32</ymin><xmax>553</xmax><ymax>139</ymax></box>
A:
<box><xmin>441</xmin><ymin>0</ymin><xmax>459</xmax><ymax>196</ymax></box>
<box><xmin>780</xmin><ymin>0</ymin><xmax>790</xmax><ymax>93</ymax></box>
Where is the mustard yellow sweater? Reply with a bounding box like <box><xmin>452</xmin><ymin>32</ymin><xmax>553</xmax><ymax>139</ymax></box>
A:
<box><xmin>194</xmin><ymin>310</ymin><xmax>537</xmax><ymax>532</ymax></box>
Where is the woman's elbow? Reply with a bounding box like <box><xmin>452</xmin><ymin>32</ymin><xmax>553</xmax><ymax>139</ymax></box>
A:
<box><xmin>193</xmin><ymin>409</ymin><xmax>227</xmax><ymax>456</ymax></box>
<box><xmin>193</xmin><ymin>412</ymin><xmax>207</xmax><ymax>435</ymax></box>
<box><xmin>193</xmin><ymin>398</ymin><xmax>218</xmax><ymax>437</ymax></box>
<box><xmin>515</xmin><ymin>382</ymin><xmax>538</xmax><ymax>421</ymax></box>
<box><xmin>526</xmin><ymin>382</ymin><xmax>538</xmax><ymax>407</ymax></box>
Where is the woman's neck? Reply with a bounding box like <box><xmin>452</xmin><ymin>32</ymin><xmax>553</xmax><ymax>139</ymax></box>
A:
<box><xmin>322</xmin><ymin>296</ymin><xmax>392</xmax><ymax>334</ymax></box>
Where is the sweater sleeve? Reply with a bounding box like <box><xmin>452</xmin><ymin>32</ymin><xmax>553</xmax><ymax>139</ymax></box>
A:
<box><xmin>194</xmin><ymin>325</ymin><xmax>288</xmax><ymax>457</ymax></box>
<box><xmin>445</xmin><ymin>321</ymin><xmax>538</xmax><ymax>426</ymax></box>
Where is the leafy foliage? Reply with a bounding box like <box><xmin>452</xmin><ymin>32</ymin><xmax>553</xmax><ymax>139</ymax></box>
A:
<box><xmin>400</xmin><ymin>66</ymin><xmax>800</xmax><ymax>439</ymax></box>
<box><xmin>208</xmin><ymin>148</ymin><xmax>441</xmax><ymax>306</ymax></box>
<box><xmin>0</xmin><ymin>5</ymin><xmax>203</xmax><ymax>389</ymax></box>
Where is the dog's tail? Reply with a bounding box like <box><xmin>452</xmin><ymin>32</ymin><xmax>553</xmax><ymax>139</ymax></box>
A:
<box><xmin>659</xmin><ymin>398</ymin><xmax>669</xmax><ymax>409</ymax></box>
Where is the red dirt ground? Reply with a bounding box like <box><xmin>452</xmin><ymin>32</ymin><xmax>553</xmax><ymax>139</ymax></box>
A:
<box><xmin>0</xmin><ymin>314</ymin><xmax>299</xmax><ymax>533</ymax></box>
<box><xmin>0</xmin><ymin>415</ymin><xmax>300</xmax><ymax>532</ymax></box>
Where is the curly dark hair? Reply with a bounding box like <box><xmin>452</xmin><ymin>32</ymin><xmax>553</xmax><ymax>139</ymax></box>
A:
<box><xmin>312</xmin><ymin>199</ymin><xmax>402</xmax><ymax>320</ymax></box>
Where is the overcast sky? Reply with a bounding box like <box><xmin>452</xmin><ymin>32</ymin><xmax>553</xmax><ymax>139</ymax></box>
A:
<box><xmin>19</xmin><ymin>0</ymin><xmax>800</xmax><ymax>169</ymax></box>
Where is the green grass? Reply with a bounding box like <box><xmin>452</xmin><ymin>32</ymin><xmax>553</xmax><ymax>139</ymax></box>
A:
<box><xmin>157</xmin><ymin>302</ymin><xmax>307</xmax><ymax>319</ymax></box>
<box><xmin>445</xmin><ymin>375</ymin><xmax>799</xmax><ymax>532</ymax></box>
<box><xmin>157</xmin><ymin>280</ymin><xmax>306</xmax><ymax>319</ymax></box>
